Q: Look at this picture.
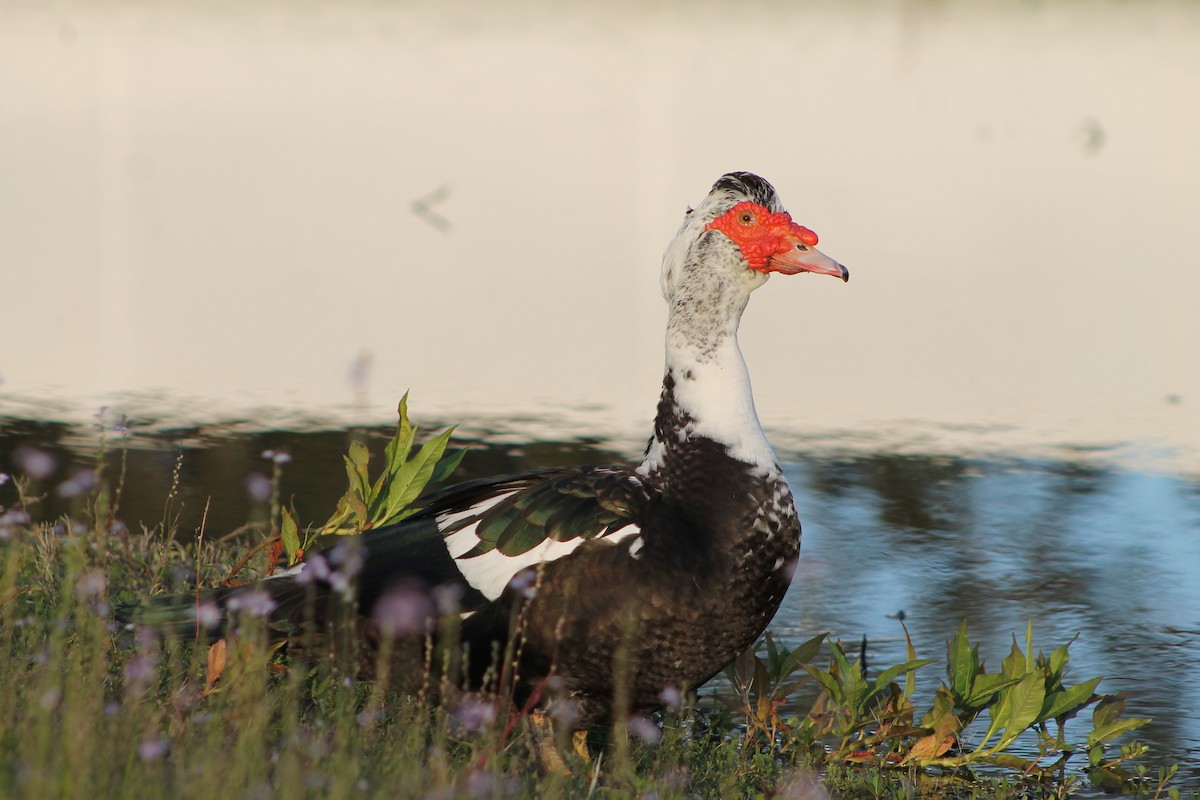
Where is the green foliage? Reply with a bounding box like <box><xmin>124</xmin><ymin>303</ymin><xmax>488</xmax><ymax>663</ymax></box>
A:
<box><xmin>718</xmin><ymin>619</ymin><xmax>1166</xmax><ymax>794</ymax></box>
<box><xmin>279</xmin><ymin>393</ymin><xmax>466</xmax><ymax>565</ymax></box>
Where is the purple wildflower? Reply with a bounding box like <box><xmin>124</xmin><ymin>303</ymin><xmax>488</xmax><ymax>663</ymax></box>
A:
<box><xmin>451</xmin><ymin>697</ymin><xmax>497</xmax><ymax>734</ymax></box>
<box><xmin>294</xmin><ymin>553</ymin><xmax>330</xmax><ymax>585</ymax></box>
<box><xmin>245</xmin><ymin>472</ymin><xmax>272</xmax><ymax>503</ymax></box>
<box><xmin>75</xmin><ymin>570</ymin><xmax>106</xmax><ymax>600</ymax></box>
<box><xmin>226</xmin><ymin>589</ymin><xmax>277</xmax><ymax>618</ymax></box>
<box><xmin>626</xmin><ymin>714</ymin><xmax>661</xmax><ymax>745</ymax></box>
<box><xmin>508</xmin><ymin>568</ymin><xmax>537</xmax><ymax>599</ymax></box>
<box><xmin>371</xmin><ymin>587</ymin><xmax>434</xmax><ymax>638</ymax></box>
<box><xmin>15</xmin><ymin>447</ymin><xmax>56</xmax><ymax>480</ymax></box>
<box><xmin>195</xmin><ymin>601</ymin><xmax>222</xmax><ymax>630</ymax></box>
<box><xmin>56</xmin><ymin>470</ymin><xmax>96</xmax><ymax>498</ymax></box>
<box><xmin>124</xmin><ymin>653</ymin><xmax>159</xmax><ymax>691</ymax></box>
<box><xmin>658</xmin><ymin>685</ymin><xmax>682</xmax><ymax>710</ymax></box>
<box><xmin>432</xmin><ymin>583</ymin><xmax>463</xmax><ymax>615</ymax></box>
<box><xmin>138</xmin><ymin>737</ymin><xmax>168</xmax><ymax>762</ymax></box>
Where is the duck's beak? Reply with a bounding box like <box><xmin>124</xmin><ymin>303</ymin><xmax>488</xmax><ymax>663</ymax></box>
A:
<box><xmin>769</xmin><ymin>236</ymin><xmax>849</xmax><ymax>282</ymax></box>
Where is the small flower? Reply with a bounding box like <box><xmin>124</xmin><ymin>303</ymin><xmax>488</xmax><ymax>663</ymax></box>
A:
<box><xmin>658</xmin><ymin>685</ymin><xmax>682</xmax><ymax>710</ymax></box>
<box><xmin>371</xmin><ymin>587</ymin><xmax>434</xmax><ymax>638</ymax></box>
<box><xmin>294</xmin><ymin>554</ymin><xmax>330</xmax><ymax>586</ymax></box>
<box><xmin>462</xmin><ymin>770</ymin><xmax>516</xmax><ymax>799</ymax></box>
<box><xmin>626</xmin><ymin>714</ymin><xmax>661</xmax><ymax>745</ymax></box>
<box><xmin>38</xmin><ymin>687</ymin><xmax>62</xmax><ymax>712</ymax></box>
<box><xmin>328</xmin><ymin>540</ymin><xmax>364</xmax><ymax>579</ymax></box>
<box><xmin>0</xmin><ymin>472</ymin><xmax>9</xmax><ymax>486</ymax></box>
<box><xmin>775</xmin><ymin>770</ymin><xmax>830</xmax><ymax>800</ymax></box>
<box><xmin>508</xmin><ymin>568</ymin><xmax>537</xmax><ymax>599</ymax></box>
<box><xmin>347</xmin><ymin>352</ymin><xmax>372</xmax><ymax>389</ymax></box>
<box><xmin>549</xmin><ymin>697</ymin><xmax>580</xmax><ymax>729</ymax></box>
<box><xmin>432</xmin><ymin>583</ymin><xmax>463</xmax><ymax>615</ymax></box>
<box><xmin>245</xmin><ymin>472</ymin><xmax>272</xmax><ymax>503</ymax></box>
<box><xmin>261</xmin><ymin>449</ymin><xmax>291</xmax><ymax>465</ymax></box>
<box><xmin>124</xmin><ymin>653</ymin><xmax>159</xmax><ymax>691</ymax></box>
<box><xmin>451</xmin><ymin>697</ymin><xmax>497</xmax><ymax>734</ymax></box>
<box><xmin>15</xmin><ymin>447</ymin><xmax>56</xmax><ymax>480</ymax></box>
<box><xmin>75</xmin><ymin>570</ymin><xmax>106</xmax><ymax>600</ymax></box>
<box><xmin>138</xmin><ymin>737</ymin><xmax>168</xmax><ymax>762</ymax></box>
<box><xmin>0</xmin><ymin>508</ymin><xmax>30</xmax><ymax>540</ymax></box>
<box><xmin>195</xmin><ymin>601</ymin><xmax>222</xmax><ymax>630</ymax></box>
<box><xmin>226</xmin><ymin>589</ymin><xmax>277</xmax><ymax>618</ymax></box>
<box><xmin>56</xmin><ymin>470</ymin><xmax>96</xmax><ymax>498</ymax></box>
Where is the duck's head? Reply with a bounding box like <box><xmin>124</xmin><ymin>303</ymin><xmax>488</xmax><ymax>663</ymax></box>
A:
<box><xmin>661</xmin><ymin>172</ymin><xmax>848</xmax><ymax>303</ymax></box>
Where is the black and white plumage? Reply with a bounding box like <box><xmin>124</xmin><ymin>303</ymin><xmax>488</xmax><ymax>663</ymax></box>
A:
<box><xmin>127</xmin><ymin>172</ymin><xmax>848</xmax><ymax>728</ymax></box>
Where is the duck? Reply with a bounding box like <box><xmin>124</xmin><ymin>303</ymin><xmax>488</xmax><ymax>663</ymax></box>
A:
<box><xmin>125</xmin><ymin>171</ymin><xmax>848</xmax><ymax>758</ymax></box>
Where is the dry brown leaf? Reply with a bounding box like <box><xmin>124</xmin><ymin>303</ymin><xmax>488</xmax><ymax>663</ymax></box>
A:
<box><xmin>204</xmin><ymin>638</ymin><xmax>227</xmax><ymax>695</ymax></box>
<box><xmin>902</xmin><ymin>732</ymin><xmax>955</xmax><ymax>764</ymax></box>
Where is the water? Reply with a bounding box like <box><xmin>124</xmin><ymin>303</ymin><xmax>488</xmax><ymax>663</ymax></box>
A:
<box><xmin>2</xmin><ymin>0</ymin><xmax>1199</xmax><ymax>789</ymax></box>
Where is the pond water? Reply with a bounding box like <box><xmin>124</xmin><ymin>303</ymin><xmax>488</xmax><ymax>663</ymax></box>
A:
<box><xmin>3</xmin><ymin>0</ymin><xmax>1199</xmax><ymax>790</ymax></box>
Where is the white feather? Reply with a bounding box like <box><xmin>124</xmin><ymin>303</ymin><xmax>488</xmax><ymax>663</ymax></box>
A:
<box><xmin>445</xmin><ymin>514</ymin><xmax>640</xmax><ymax>601</ymax></box>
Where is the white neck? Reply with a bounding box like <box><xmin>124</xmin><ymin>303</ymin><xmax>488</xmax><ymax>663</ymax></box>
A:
<box><xmin>639</xmin><ymin>280</ymin><xmax>781</xmax><ymax>477</ymax></box>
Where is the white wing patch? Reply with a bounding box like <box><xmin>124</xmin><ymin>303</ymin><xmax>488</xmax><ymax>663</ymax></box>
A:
<box><xmin>438</xmin><ymin>491</ymin><xmax>641</xmax><ymax>601</ymax></box>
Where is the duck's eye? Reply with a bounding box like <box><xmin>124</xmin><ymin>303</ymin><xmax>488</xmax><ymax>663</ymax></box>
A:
<box><xmin>738</xmin><ymin>212</ymin><xmax>754</xmax><ymax>225</ymax></box>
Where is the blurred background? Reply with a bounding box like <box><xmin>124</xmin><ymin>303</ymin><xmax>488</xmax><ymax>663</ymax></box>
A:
<box><xmin>2</xmin><ymin>0</ymin><xmax>1199</xmax><ymax>784</ymax></box>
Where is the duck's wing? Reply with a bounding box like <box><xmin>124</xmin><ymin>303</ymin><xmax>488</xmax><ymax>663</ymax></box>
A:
<box><xmin>349</xmin><ymin>465</ymin><xmax>649</xmax><ymax>610</ymax></box>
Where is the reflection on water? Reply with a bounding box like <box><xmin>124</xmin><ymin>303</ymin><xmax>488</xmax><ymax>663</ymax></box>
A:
<box><xmin>2</xmin><ymin>415</ymin><xmax>1197</xmax><ymax>785</ymax></box>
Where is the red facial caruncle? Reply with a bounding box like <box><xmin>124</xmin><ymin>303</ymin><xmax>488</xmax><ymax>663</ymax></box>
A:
<box><xmin>705</xmin><ymin>201</ymin><xmax>847</xmax><ymax>282</ymax></box>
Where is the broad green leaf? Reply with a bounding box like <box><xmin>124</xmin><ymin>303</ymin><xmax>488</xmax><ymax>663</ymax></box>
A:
<box><xmin>1040</xmin><ymin>676</ymin><xmax>1101</xmax><ymax>723</ymax></box>
<box><xmin>947</xmin><ymin>620</ymin><xmax>979</xmax><ymax>701</ymax></box>
<box><xmin>345</xmin><ymin>441</ymin><xmax>371</xmax><ymax>497</ymax></box>
<box><xmin>1000</xmin><ymin>638</ymin><xmax>1025</xmax><ymax>680</ymax></box>
<box><xmin>1092</xmin><ymin>693</ymin><xmax>1128</xmax><ymax>730</ymax></box>
<box><xmin>996</xmin><ymin>671</ymin><xmax>1046</xmax><ymax>749</ymax></box>
<box><xmin>1087</xmin><ymin>717</ymin><xmax>1151</xmax><ymax>748</ymax></box>
<box><xmin>804</xmin><ymin>665</ymin><xmax>843</xmax><ymax>705</ymax></box>
<box><xmin>780</xmin><ymin>633</ymin><xmax>827</xmax><ymax>679</ymax></box>
<box><xmin>1047</xmin><ymin>642</ymin><xmax>1071</xmax><ymax>680</ymax></box>
<box><xmin>280</xmin><ymin>507</ymin><xmax>301</xmax><ymax>566</ymax></box>
<box><xmin>376</xmin><ymin>426</ymin><xmax>457</xmax><ymax>525</ymax></box>
<box><xmin>965</xmin><ymin>672</ymin><xmax>1022</xmax><ymax>708</ymax></box>
<box><xmin>869</xmin><ymin>659</ymin><xmax>935</xmax><ymax>700</ymax></box>
<box><xmin>764</xmin><ymin>632</ymin><xmax>780</xmax><ymax>670</ymax></box>
<box><xmin>429</xmin><ymin>446</ymin><xmax>467</xmax><ymax>485</ymax></box>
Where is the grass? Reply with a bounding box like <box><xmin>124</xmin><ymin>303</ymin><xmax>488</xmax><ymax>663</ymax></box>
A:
<box><xmin>0</xmin><ymin>416</ymin><xmax>1194</xmax><ymax>800</ymax></box>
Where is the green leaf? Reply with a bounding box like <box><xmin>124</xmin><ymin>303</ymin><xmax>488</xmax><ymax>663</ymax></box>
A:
<box><xmin>1046</xmin><ymin>642</ymin><xmax>1071</xmax><ymax>681</ymax></box>
<box><xmin>1039</xmin><ymin>676</ymin><xmax>1101</xmax><ymax>724</ymax></box>
<box><xmin>804</xmin><ymin>664</ymin><xmax>844</xmax><ymax>705</ymax></box>
<box><xmin>1092</xmin><ymin>693</ymin><xmax>1128</xmax><ymax>730</ymax></box>
<box><xmin>869</xmin><ymin>659</ymin><xmax>935</xmax><ymax>700</ymax></box>
<box><xmin>995</xmin><ymin>671</ymin><xmax>1046</xmax><ymax>749</ymax></box>
<box><xmin>280</xmin><ymin>507</ymin><xmax>301</xmax><ymax>566</ymax></box>
<box><xmin>947</xmin><ymin>620</ymin><xmax>979</xmax><ymax>701</ymax></box>
<box><xmin>1087</xmin><ymin>717</ymin><xmax>1151</xmax><ymax>748</ymax></box>
<box><xmin>965</xmin><ymin>672</ymin><xmax>1023</xmax><ymax>708</ymax></box>
<box><xmin>1000</xmin><ymin>637</ymin><xmax>1025</xmax><ymax>680</ymax></box>
<box><xmin>375</xmin><ymin>426</ymin><xmax>457</xmax><ymax>526</ymax></box>
<box><xmin>344</xmin><ymin>442</ymin><xmax>371</xmax><ymax>499</ymax></box>
<box><xmin>429</xmin><ymin>446</ymin><xmax>467</xmax><ymax>485</ymax></box>
<box><xmin>780</xmin><ymin>633</ymin><xmax>827</xmax><ymax>679</ymax></box>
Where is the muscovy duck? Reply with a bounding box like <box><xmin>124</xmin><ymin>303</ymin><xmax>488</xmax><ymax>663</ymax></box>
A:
<box><xmin>128</xmin><ymin>171</ymin><xmax>847</xmax><ymax>740</ymax></box>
